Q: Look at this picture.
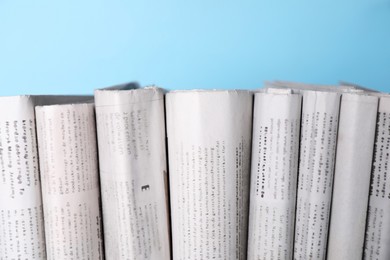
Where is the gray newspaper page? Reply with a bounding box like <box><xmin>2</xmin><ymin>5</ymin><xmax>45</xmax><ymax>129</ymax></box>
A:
<box><xmin>166</xmin><ymin>90</ymin><xmax>253</xmax><ymax>260</ymax></box>
<box><xmin>364</xmin><ymin>96</ymin><xmax>390</xmax><ymax>260</ymax></box>
<box><xmin>36</xmin><ymin>103</ymin><xmax>103</xmax><ymax>260</ymax></box>
<box><xmin>327</xmin><ymin>93</ymin><xmax>378</xmax><ymax>260</ymax></box>
<box><xmin>95</xmin><ymin>87</ymin><xmax>171</xmax><ymax>260</ymax></box>
<box><xmin>247</xmin><ymin>89</ymin><xmax>301</xmax><ymax>260</ymax></box>
<box><xmin>294</xmin><ymin>91</ymin><xmax>341</xmax><ymax>260</ymax></box>
<box><xmin>0</xmin><ymin>95</ymin><xmax>91</xmax><ymax>260</ymax></box>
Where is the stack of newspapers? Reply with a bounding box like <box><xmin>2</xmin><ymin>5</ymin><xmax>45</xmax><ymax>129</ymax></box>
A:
<box><xmin>0</xmin><ymin>81</ymin><xmax>389</xmax><ymax>260</ymax></box>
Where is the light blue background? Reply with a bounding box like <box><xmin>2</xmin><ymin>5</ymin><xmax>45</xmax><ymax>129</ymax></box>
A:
<box><xmin>1</xmin><ymin>0</ymin><xmax>389</xmax><ymax>95</ymax></box>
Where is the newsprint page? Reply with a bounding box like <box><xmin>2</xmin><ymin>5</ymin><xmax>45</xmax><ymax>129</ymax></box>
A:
<box><xmin>35</xmin><ymin>103</ymin><xmax>104</xmax><ymax>260</ymax></box>
<box><xmin>247</xmin><ymin>89</ymin><xmax>301</xmax><ymax>260</ymax></box>
<box><xmin>95</xmin><ymin>86</ymin><xmax>171</xmax><ymax>260</ymax></box>
<box><xmin>327</xmin><ymin>93</ymin><xmax>378</xmax><ymax>260</ymax></box>
<box><xmin>294</xmin><ymin>90</ymin><xmax>341</xmax><ymax>260</ymax></box>
<box><xmin>0</xmin><ymin>96</ymin><xmax>47</xmax><ymax>259</ymax></box>
<box><xmin>166</xmin><ymin>90</ymin><xmax>253</xmax><ymax>260</ymax></box>
<box><xmin>364</xmin><ymin>96</ymin><xmax>390</xmax><ymax>260</ymax></box>
<box><xmin>0</xmin><ymin>95</ymin><xmax>91</xmax><ymax>260</ymax></box>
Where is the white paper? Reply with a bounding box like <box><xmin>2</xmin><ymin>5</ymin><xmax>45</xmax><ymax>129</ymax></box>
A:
<box><xmin>0</xmin><ymin>96</ymin><xmax>46</xmax><ymax>259</ymax></box>
<box><xmin>327</xmin><ymin>93</ymin><xmax>379</xmax><ymax>260</ymax></box>
<box><xmin>264</xmin><ymin>81</ymin><xmax>342</xmax><ymax>92</ymax></box>
<box><xmin>364</xmin><ymin>96</ymin><xmax>390</xmax><ymax>260</ymax></box>
<box><xmin>294</xmin><ymin>91</ymin><xmax>341</xmax><ymax>260</ymax></box>
<box><xmin>0</xmin><ymin>95</ymin><xmax>92</xmax><ymax>260</ymax></box>
<box><xmin>166</xmin><ymin>90</ymin><xmax>253</xmax><ymax>260</ymax></box>
<box><xmin>247</xmin><ymin>90</ymin><xmax>302</xmax><ymax>260</ymax></box>
<box><xmin>338</xmin><ymin>81</ymin><xmax>379</xmax><ymax>93</ymax></box>
<box><xmin>94</xmin><ymin>87</ymin><xmax>171</xmax><ymax>260</ymax></box>
<box><xmin>264</xmin><ymin>80</ymin><xmax>364</xmax><ymax>93</ymax></box>
<box><xmin>35</xmin><ymin>103</ymin><xmax>103</xmax><ymax>260</ymax></box>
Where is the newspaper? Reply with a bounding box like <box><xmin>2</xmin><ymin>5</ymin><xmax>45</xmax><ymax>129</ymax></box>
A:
<box><xmin>166</xmin><ymin>90</ymin><xmax>253</xmax><ymax>260</ymax></box>
<box><xmin>294</xmin><ymin>90</ymin><xmax>341</xmax><ymax>259</ymax></box>
<box><xmin>0</xmin><ymin>95</ymin><xmax>91</xmax><ymax>259</ymax></box>
<box><xmin>327</xmin><ymin>93</ymin><xmax>379</xmax><ymax>260</ymax></box>
<box><xmin>364</xmin><ymin>96</ymin><xmax>390</xmax><ymax>260</ymax></box>
<box><xmin>264</xmin><ymin>80</ymin><xmax>344</xmax><ymax>92</ymax></box>
<box><xmin>264</xmin><ymin>80</ymin><xmax>364</xmax><ymax>93</ymax></box>
<box><xmin>338</xmin><ymin>81</ymin><xmax>379</xmax><ymax>92</ymax></box>
<box><xmin>35</xmin><ymin>103</ymin><xmax>103</xmax><ymax>260</ymax></box>
<box><xmin>247</xmin><ymin>89</ymin><xmax>302</xmax><ymax>260</ymax></box>
<box><xmin>94</xmin><ymin>86</ymin><xmax>171</xmax><ymax>259</ymax></box>
<box><xmin>262</xmin><ymin>83</ymin><xmax>345</xmax><ymax>259</ymax></box>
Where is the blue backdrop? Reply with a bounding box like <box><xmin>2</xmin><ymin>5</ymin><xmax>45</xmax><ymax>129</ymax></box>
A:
<box><xmin>1</xmin><ymin>0</ymin><xmax>389</xmax><ymax>95</ymax></box>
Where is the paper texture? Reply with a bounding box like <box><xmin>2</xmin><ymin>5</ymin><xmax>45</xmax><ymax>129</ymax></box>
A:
<box><xmin>294</xmin><ymin>91</ymin><xmax>341</xmax><ymax>260</ymax></box>
<box><xmin>338</xmin><ymin>81</ymin><xmax>379</xmax><ymax>93</ymax></box>
<box><xmin>0</xmin><ymin>96</ymin><xmax>46</xmax><ymax>259</ymax></box>
<box><xmin>166</xmin><ymin>90</ymin><xmax>253</xmax><ymax>260</ymax></box>
<box><xmin>327</xmin><ymin>93</ymin><xmax>379</xmax><ymax>260</ymax></box>
<box><xmin>264</xmin><ymin>80</ymin><xmax>364</xmax><ymax>93</ymax></box>
<box><xmin>247</xmin><ymin>90</ymin><xmax>301</xmax><ymax>260</ymax></box>
<box><xmin>36</xmin><ymin>103</ymin><xmax>103</xmax><ymax>260</ymax></box>
<box><xmin>264</xmin><ymin>81</ymin><xmax>342</xmax><ymax>92</ymax></box>
<box><xmin>364</xmin><ymin>96</ymin><xmax>390</xmax><ymax>260</ymax></box>
<box><xmin>94</xmin><ymin>87</ymin><xmax>170</xmax><ymax>260</ymax></box>
<box><xmin>0</xmin><ymin>95</ymin><xmax>91</xmax><ymax>260</ymax></box>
